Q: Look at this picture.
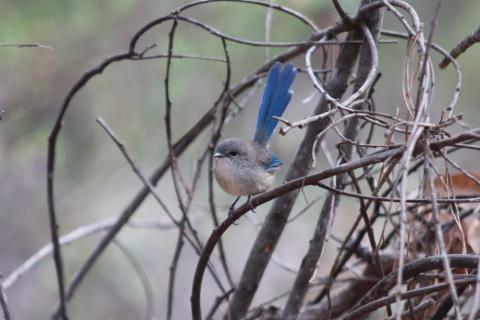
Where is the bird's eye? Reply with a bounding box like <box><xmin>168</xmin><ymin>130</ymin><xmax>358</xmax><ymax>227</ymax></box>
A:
<box><xmin>229</xmin><ymin>151</ymin><xmax>238</xmax><ymax>157</ymax></box>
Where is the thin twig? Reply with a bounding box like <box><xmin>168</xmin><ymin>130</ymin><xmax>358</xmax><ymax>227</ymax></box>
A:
<box><xmin>345</xmin><ymin>254</ymin><xmax>478</xmax><ymax>319</ymax></box>
<box><xmin>331</xmin><ymin>0</ymin><xmax>349</xmax><ymax>21</ymax></box>
<box><xmin>467</xmin><ymin>258</ymin><xmax>480</xmax><ymax>320</ymax></box>
<box><xmin>206</xmin><ymin>37</ymin><xmax>235</xmax><ymax>288</ymax></box>
<box><xmin>0</xmin><ymin>279</ymin><xmax>12</xmax><ymax>320</ymax></box>
<box><xmin>113</xmin><ymin>240</ymin><xmax>155</xmax><ymax>320</ymax></box>
<box><xmin>440</xmin><ymin>25</ymin><xmax>480</xmax><ymax>68</ymax></box>
<box><xmin>0</xmin><ymin>42</ymin><xmax>57</xmax><ymax>52</ymax></box>
<box><xmin>423</xmin><ymin>134</ymin><xmax>461</xmax><ymax>319</ymax></box>
<box><xmin>3</xmin><ymin>216</ymin><xmax>187</xmax><ymax>291</ymax></box>
<box><xmin>166</xmin><ymin>226</ymin><xmax>184</xmax><ymax>320</ymax></box>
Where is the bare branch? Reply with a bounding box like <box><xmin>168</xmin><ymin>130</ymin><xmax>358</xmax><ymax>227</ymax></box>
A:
<box><xmin>0</xmin><ymin>279</ymin><xmax>12</xmax><ymax>320</ymax></box>
<box><xmin>440</xmin><ymin>25</ymin><xmax>480</xmax><ymax>68</ymax></box>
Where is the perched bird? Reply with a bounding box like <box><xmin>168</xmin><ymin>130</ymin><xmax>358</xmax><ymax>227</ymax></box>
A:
<box><xmin>213</xmin><ymin>62</ymin><xmax>297</xmax><ymax>215</ymax></box>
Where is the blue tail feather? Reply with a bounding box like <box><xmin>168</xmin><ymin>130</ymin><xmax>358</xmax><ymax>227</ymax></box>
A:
<box><xmin>254</xmin><ymin>62</ymin><xmax>296</xmax><ymax>146</ymax></box>
<box><xmin>256</xmin><ymin>63</ymin><xmax>280</xmax><ymax>132</ymax></box>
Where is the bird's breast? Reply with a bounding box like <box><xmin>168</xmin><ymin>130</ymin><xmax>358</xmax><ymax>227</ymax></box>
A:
<box><xmin>214</xmin><ymin>158</ymin><xmax>275</xmax><ymax>196</ymax></box>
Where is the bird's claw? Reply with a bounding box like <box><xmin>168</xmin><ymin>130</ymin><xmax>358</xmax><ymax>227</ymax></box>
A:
<box><xmin>227</xmin><ymin>196</ymin><xmax>255</xmax><ymax>224</ymax></box>
<box><xmin>228</xmin><ymin>197</ymin><xmax>240</xmax><ymax>224</ymax></box>
<box><xmin>228</xmin><ymin>204</ymin><xmax>236</xmax><ymax>218</ymax></box>
<box><xmin>248</xmin><ymin>196</ymin><xmax>256</xmax><ymax>213</ymax></box>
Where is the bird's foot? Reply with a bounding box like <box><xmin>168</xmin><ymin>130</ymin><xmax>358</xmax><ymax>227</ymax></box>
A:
<box><xmin>247</xmin><ymin>195</ymin><xmax>256</xmax><ymax>213</ymax></box>
<box><xmin>228</xmin><ymin>204</ymin><xmax>236</xmax><ymax>219</ymax></box>
<box><xmin>228</xmin><ymin>196</ymin><xmax>241</xmax><ymax>221</ymax></box>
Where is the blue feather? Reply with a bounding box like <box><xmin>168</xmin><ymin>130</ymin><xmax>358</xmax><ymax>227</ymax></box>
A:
<box><xmin>254</xmin><ymin>62</ymin><xmax>296</xmax><ymax>146</ymax></box>
<box><xmin>256</xmin><ymin>62</ymin><xmax>280</xmax><ymax>134</ymax></box>
<box><xmin>265</xmin><ymin>152</ymin><xmax>283</xmax><ymax>171</ymax></box>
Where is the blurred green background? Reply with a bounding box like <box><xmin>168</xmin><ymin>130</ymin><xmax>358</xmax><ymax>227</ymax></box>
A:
<box><xmin>0</xmin><ymin>0</ymin><xmax>479</xmax><ymax>319</ymax></box>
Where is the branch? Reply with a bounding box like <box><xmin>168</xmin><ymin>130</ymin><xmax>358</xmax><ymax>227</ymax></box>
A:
<box><xmin>440</xmin><ymin>25</ymin><xmax>480</xmax><ymax>68</ymax></box>
<box><xmin>0</xmin><ymin>42</ymin><xmax>57</xmax><ymax>52</ymax></box>
<box><xmin>344</xmin><ymin>255</ymin><xmax>479</xmax><ymax>319</ymax></box>
<box><xmin>0</xmin><ymin>280</ymin><xmax>12</xmax><ymax>320</ymax></box>
<box><xmin>299</xmin><ymin>251</ymin><xmax>395</xmax><ymax>319</ymax></box>
<box><xmin>424</xmin><ymin>134</ymin><xmax>461</xmax><ymax>319</ymax></box>
<box><xmin>3</xmin><ymin>215</ymin><xmax>185</xmax><ymax>291</ymax></box>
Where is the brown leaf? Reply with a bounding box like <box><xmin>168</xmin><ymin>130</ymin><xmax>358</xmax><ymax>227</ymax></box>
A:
<box><xmin>434</xmin><ymin>171</ymin><xmax>480</xmax><ymax>197</ymax></box>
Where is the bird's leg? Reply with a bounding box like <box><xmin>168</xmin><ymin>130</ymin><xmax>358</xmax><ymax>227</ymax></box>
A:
<box><xmin>228</xmin><ymin>196</ymin><xmax>241</xmax><ymax>218</ymax></box>
<box><xmin>247</xmin><ymin>195</ymin><xmax>256</xmax><ymax>213</ymax></box>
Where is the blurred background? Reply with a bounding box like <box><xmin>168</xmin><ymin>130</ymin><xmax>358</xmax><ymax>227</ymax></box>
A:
<box><xmin>0</xmin><ymin>0</ymin><xmax>479</xmax><ymax>318</ymax></box>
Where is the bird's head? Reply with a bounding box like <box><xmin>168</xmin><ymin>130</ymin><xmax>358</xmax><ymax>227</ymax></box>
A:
<box><xmin>213</xmin><ymin>138</ymin><xmax>250</xmax><ymax>161</ymax></box>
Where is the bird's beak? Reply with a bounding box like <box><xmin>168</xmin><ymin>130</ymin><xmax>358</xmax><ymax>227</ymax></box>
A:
<box><xmin>213</xmin><ymin>153</ymin><xmax>224</xmax><ymax>158</ymax></box>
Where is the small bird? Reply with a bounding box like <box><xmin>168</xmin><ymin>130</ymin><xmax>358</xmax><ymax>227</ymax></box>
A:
<box><xmin>213</xmin><ymin>62</ymin><xmax>297</xmax><ymax>215</ymax></box>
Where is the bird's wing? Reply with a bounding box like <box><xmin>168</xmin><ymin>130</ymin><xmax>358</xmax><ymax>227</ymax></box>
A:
<box><xmin>255</xmin><ymin>144</ymin><xmax>283</xmax><ymax>172</ymax></box>
<box><xmin>265</xmin><ymin>152</ymin><xmax>283</xmax><ymax>171</ymax></box>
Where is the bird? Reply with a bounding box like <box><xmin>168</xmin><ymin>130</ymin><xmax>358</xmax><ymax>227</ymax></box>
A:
<box><xmin>213</xmin><ymin>62</ymin><xmax>297</xmax><ymax>216</ymax></box>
